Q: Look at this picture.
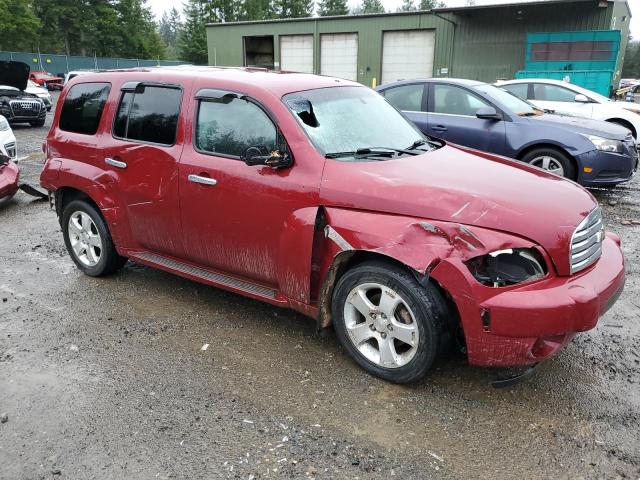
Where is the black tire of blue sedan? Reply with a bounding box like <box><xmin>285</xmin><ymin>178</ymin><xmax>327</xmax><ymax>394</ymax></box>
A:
<box><xmin>332</xmin><ymin>261</ymin><xmax>448</xmax><ymax>383</ymax></box>
<box><xmin>61</xmin><ymin>200</ymin><xmax>127</xmax><ymax>277</ymax></box>
<box><xmin>521</xmin><ymin>147</ymin><xmax>576</xmax><ymax>180</ymax></box>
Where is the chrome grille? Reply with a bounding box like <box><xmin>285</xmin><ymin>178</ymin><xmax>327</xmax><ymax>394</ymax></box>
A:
<box><xmin>4</xmin><ymin>142</ymin><xmax>16</xmax><ymax>159</ymax></box>
<box><xmin>9</xmin><ymin>100</ymin><xmax>41</xmax><ymax>117</ymax></box>
<box><xmin>570</xmin><ymin>207</ymin><xmax>604</xmax><ymax>274</ymax></box>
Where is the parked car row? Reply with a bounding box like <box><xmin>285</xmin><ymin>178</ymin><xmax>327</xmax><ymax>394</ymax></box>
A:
<box><xmin>34</xmin><ymin>66</ymin><xmax>625</xmax><ymax>384</ymax></box>
<box><xmin>378</xmin><ymin>78</ymin><xmax>638</xmax><ymax>187</ymax></box>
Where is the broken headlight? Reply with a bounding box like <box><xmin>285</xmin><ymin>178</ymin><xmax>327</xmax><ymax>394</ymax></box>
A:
<box><xmin>466</xmin><ymin>248</ymin><xmax>546</xmax><ymax>287</ymax></box>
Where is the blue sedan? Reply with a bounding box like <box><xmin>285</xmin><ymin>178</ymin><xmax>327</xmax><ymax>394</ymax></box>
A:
<box><xmin>376</xmin><ymin>79</ymin><xmax>637</xmax><ymax>187</ymax></box>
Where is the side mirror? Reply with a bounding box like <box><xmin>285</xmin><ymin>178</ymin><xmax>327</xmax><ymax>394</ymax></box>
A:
<box><xmin>242</xmin><ymin>146</ymin><xmax>292</xmax><ymax>169</ymax></box>
<box><xmin>574</xmin><ymin>94</ymin><xmax>590</xmax><ymax>103</ymax></box>
<box><xmin>476</xmin><ymin>106</ymin><xmax>501</xmax><ymax>120</ymax></box>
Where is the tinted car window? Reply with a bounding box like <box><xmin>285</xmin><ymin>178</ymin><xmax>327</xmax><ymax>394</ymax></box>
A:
<box><xmin>59</xmin><ymin>82</ymin><xmax>110</xmax><ymax>135</ymax></box>
<box><xmin>384</xmin><ymin>84</ymin><xmax>424</xmax><ymax>111</ymax></box>
<box><xmin>533</xmin><ymin>84</ymin><xmax>577</xmax><ymax>102</ymax></box>
<box><xmin>196</xmin><ymin>97</ymin><xmax>277</xmax><ymax>157</ymax></box>
<box><xmin>501</xmin><ymin>83</ymin><xmax>529</xmax><ymax>100</ymax></box>
<box><xmin>432</xmin><ymin>84</ymin><xmax>489</xmax><ymax>116</ymax></box>
<box><xmin>114</xmin><ymin>86</ymin><xmax>182</xmax><ymax>145</ymax></box>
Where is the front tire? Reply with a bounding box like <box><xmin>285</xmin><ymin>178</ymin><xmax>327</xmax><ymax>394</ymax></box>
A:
<box><xmin>332</xmin><ymin>261</ymin><xmax>448</xmax><ymax>383</ymax></box>
<box><xmin>521</xmin><ymin>147</ymin><xmax>576</xmax><ymax>180</ymax></box>
<box><xmin>61</xmin><ymin>200</ymin><xmax>126</xmax><ymax>276</ymax></box>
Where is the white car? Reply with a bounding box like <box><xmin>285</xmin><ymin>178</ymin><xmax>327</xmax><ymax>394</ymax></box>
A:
<box><xmin>0</xmin><ymin>80</ymin><xmax>52</xmax><ymax>111</ymax></box>
<box><xmin>496</xmin><ymin>78</ymin><xmax>640</xmax><ymax>143</ymax></box>
<box><xmin>64</xmin><ymin>70</ymin><xmax>97</xmax><ymax>85</ymax></box>
<box><xmin>0</xmin><ymin>115</ymin><xmax>17</xmax><ymax>160</ymax></box>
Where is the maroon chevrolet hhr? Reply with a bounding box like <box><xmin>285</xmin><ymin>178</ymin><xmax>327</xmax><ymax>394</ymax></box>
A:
<box><xmin>40</xmin><ymin>66</ymin><xmax>625</xmax><ymax>383</ymax></box>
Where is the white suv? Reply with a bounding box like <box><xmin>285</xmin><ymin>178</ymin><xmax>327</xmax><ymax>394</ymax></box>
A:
<box><xmin>496</xmin><ymin>79</ymin><xmax>640</xmax><ymax>143</ymax></box>
<box><xmin>0</xmin><ymin>115</ymin><xmax>17</xmax><ymax>160</ymax></box>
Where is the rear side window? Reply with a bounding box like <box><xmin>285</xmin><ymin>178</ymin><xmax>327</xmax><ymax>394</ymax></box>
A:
<box><xmin>195</xmin><ymin>97</ymin><xmax>277</xmax><ymax>157</ymax></box>
<box><xmin>501</xmin><ymin>83</ymin><xmax>529</xmax><ymax>101</ymax></box>
<box><xmin>59</xmin><ymin>82</ymin><xmax>111</xmax><ymax>135</ymax></box>
<box><xmin>113</xmin><ymin>85</ymin><xmax>182</xmax><ymax>145</ymax></box>
<box><xmin>383</xmin><ymin>84</ymin><xmax>425</xmax><ymax>111</ymax></box>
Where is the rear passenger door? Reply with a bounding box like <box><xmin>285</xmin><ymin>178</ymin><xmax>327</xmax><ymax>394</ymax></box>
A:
<box><xmin>427</xmin><ymin>83</ymin><xmax>506</xmax><ymax>153</ymax></box>
<box><xmin>380</xmin><ymin>83</ymin><xmax>429</xmax><ymax>133</ymax></box>
<box><xmin>99</xmin><ymin>82</ymin><xmax>187</xmax><ymax>257</ymax></box>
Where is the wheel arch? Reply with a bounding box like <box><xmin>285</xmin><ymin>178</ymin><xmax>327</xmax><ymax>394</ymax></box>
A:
<box><xmin>606</xmin><ymin>118</ymin><xmax>637</xmax><ymax>139</ymax></box>
<box><xmin>516</xmin><ymin>143</ymin><xmax>578</xmax><ymax>179</ymax></box>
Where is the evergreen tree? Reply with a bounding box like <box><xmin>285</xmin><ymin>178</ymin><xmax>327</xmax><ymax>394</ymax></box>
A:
<box><xmin>318</xmin><ymin>0</ymin><xmax>349</xmax><ymax>16</ymax></box>
<box><xmin>361</xmin><ymin>0</ymin><xmax>385</xmax><ymax>14</ymax></box>
<box><xmin>240</xmin><ymin>0</ymin><xmax>275</xmax><ymax>20</ymax></box>
<box><xmin>158</xmin><ymin>7</ymin><xmax>182</xmax><ymax>59</ymax></box>
<box><xmin>622</xmin><ymin>40</ymin><xmax>640</xmax><ymax>78</ymax></box>
<box><xmin>178</xmin><ymin>0</ymin><xmax>211</xmax><ymax>64</ymax></box>
<box><xmin>398</xmin><ymin>0</ymin><xmax>416</xmax><ymax>11</ymax></box>
<box><xmin>418</xmin><ymin>0</ymin><xmax>445</xmax><ymax>9</ymax></box>
<box><xmin>0</xmin><ymin>0</ymin><xmax>40</xmax><ymax>51</ymax></box>
<box><xmin>275</xmin><ymin>0</ymin><xmax>314</xmax><ymax>18</ymax></box>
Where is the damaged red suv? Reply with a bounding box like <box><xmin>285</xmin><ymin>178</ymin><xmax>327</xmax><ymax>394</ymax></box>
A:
<box><xmin>41</xmin><ymin>67</ymin><xmax>625</xmax><ymax>383</ymax></box>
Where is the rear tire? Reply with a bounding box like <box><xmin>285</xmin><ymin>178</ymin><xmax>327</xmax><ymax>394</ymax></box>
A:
<box><xmin>61</xmin><ymin>200</ymin><xmax>127</xmax><ymax>277</ymax></box>
<box><xmin>521</xmin><ymin>147</ymin><xmax>576</xmax><ymax>180</ymax></box>
<box><xmin>332</xmin><ymin>261</ymin><xmax>448</xmax><ymax>383</ymax></box>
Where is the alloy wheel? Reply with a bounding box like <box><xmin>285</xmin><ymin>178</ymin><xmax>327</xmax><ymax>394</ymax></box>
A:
<box><xmin>343</xmin><ymin>282</ymin><xmax>419</xmax><ymax>369</ymax></box>
<box><xmin>68</xmin><ymin>211</ymin><xmax>102</xmax><ymax>267</ymax></box>
<box><xmin>530</xmin><ymin>155</ymin><xmax>565</xmax><ymax>177</ymax></box>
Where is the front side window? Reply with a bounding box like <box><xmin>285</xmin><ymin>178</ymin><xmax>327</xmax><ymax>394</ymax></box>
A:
<box><xmin>59</xmin><ymin>82</ymin><xmax>111</xmax><ymax>135</ymax></box>
<box><xmin>283</xmin><ymin>86</ymin><xmax>426</xmax><ymax>159</ymax></box>
<box><xmin>533</xmin><ymin>84</ymin><xmax>578</xmax><ymax>103</ymax></box>
<box><xmin>113</xmin><ymin>85</ymin><xmax>182</xmax><ymax>145</ymax></box>
<box><xmin>501</xmin><ymin>83</ymin><xmax>529</xmax><ymax>101</ymax></box>
<box><xmin>195</xmin><ymin>97</ymin><xmax>277</xmax><ymax>157</ymax></box>
<box><xmin>384</xmin><ymin>84</ymin><xmax>425</xmax><ymax>112</ymax></box>
<box><xmin>432</xmin><ymin>84</ymin><xmax>489</xmax><ymax>116</ymax></box>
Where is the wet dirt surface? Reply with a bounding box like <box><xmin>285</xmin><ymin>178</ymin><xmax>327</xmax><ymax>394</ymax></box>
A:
<box><xmin>1</xmin><ymin>92</ymin><xmax>639</xmax><ymax>479</ymax></box>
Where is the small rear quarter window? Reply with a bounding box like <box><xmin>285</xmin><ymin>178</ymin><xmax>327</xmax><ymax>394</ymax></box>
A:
<box><xmin>59</xmin><ymin>82</ymin><xmax>111</xmax><ymax>135</ymax></box>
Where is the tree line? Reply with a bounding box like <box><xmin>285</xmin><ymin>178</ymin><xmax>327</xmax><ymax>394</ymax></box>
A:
<box><xmin>0</xmin><ymin>0</ymin><xmax>446</xmax><ymax>64</ymax></box>
<box><xmin>622</xmin><ymin>40</ymin><xmax>640</xmax><ymax>79</ymax></box>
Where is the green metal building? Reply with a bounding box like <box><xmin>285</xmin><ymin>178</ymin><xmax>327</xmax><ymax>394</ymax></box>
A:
<box><xmin>205</xmin><ymin>0</ymin><xmax>631</xmax><ymax>88</ymax></box>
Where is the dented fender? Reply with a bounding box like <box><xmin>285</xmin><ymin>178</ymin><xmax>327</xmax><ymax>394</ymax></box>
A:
<box><xmin>315</xmin><ymin>206</ymin><xmax>539</xmax><ymax>328</ymax></box>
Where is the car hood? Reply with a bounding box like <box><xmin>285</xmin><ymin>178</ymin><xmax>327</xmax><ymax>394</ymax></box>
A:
<box><xmin>320</xmin><ymin>144</ymin><xmax>597</xmax><ymax>275</ymax></box>
<box><xmin>530</xmin><ymin>113</ymin><xmax>630</xmax><ymax>140</ymax></box>
<box><xmin>0</xmin><ymin>61</ymin><xmax>29</xmax><ymax>91</ymax></box>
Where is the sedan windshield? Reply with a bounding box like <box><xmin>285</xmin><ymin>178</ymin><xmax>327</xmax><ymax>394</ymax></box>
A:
<box><xmin>475</xmin><ymin>84</ymin><xmax>542</xmax><ymax>117</ymax></box>
<box><xmin>283</xmin><ymin>86</ymin><xmax>430</xmax><ymax>160</ymax></box>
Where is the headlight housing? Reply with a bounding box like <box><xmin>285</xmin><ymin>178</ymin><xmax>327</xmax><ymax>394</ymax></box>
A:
<box><xmin>466</xmin><ymin>248</ymin><xmax>546</xmax><ymax>287</ymax></box>
<box><xmin>0</xmin><ymin>116</ymin><xmax>9</xmax><ymax>131</ymax></box>
<box><xmin>586</xmin><ymin>134</ymin><xmax>623</xmax><ymax>153</ymax></box>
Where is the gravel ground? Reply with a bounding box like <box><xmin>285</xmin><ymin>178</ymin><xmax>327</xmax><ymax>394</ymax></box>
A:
<box><xmin>1</xmin><ymin>92</ymin><xmax>639</xmax><ymax>479</ymax></box>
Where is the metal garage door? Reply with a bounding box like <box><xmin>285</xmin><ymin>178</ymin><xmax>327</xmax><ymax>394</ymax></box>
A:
<box><xmin>320</xmin><ymin>33</ymin><xmax>358</xmax><ymax>81</ymax></box>
<box><xmin>280</xmin><ymin>35</ymin><xmax>314</xmax><ymax>73</ymax></box>
<box><xmin>381</xmin><ymin>30</ymin><xmax>435</xmax><ymax>84</ymax></box>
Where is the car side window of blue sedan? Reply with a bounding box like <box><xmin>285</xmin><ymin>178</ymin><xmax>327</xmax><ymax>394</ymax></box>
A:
<box><xmin>383</xmin><ymin>84</ymin><xmax>425</xmax><ymax>112</ymax></box>
<box><xmin>432</xmin><ymin>84</ymin><xmax>490</xmax><ymax>116</ymax></box>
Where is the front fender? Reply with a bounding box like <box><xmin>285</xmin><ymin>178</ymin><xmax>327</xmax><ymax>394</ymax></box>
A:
<box><xmin>316</xmin><ymin>206</ymin><xmax>539</xmax><ymax>327</ymax></box>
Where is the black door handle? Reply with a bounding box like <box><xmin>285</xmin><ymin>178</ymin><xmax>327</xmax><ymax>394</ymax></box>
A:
<box><xmin>431</xmin><ymin>125</ymin><xmax>448</xmax><ymax>132</ymax></box>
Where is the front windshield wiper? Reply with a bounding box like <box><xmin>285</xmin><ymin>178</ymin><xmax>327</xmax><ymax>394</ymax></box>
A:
<box><xmin>325</xmin><ymin>147</ymin><xmax>418</xmax><ymax>160</ymax></box>
<box><xmin>405</xmin><ymin>139</ymin><xmax>439</xmax><ymax>151</ymax></box>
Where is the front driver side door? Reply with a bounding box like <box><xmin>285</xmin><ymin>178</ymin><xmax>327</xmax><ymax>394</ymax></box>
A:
<box><xmin>178</xmin><ymin>87</ymin><xmax>322</xmax><ymax>288</ymax></box>
<box><xmin>427</xmin><ymin>83</ymin><xmax>506</xmax><ymax>154</ymax></box>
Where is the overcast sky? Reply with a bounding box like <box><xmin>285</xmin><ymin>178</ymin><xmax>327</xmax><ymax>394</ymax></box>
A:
<box><xmin>147</xmin><ymin>0</ymin><xmax>639</xmax><ymax>38</ymax></box>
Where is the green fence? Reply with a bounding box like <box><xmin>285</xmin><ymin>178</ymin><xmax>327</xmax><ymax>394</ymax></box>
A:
<box><xmin>0</xmin><ymin>51</ymin><xmax>189</xmax><ymax>76</ymax></box>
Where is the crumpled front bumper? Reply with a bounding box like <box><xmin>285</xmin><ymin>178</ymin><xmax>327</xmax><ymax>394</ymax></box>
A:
<box><xmin>431</xmin><ymin>233</ymin><xmax>625</xmax><ymax>366</ymax></box>
<box><xmin>0</xmin><ymin>161</ymin><xmax>20</xmax><ymax>199</ymax></box>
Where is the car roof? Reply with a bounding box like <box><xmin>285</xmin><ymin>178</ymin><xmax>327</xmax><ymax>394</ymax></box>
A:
<box><xmin>68</xmin><ymin>66</ymin><xmax>361</xmax><ymax>97</ymax></box>
<box><xmin>498</xmin><ymin>78</ymin><xmax>573</xmax><ymax>87</ymax></box>
<box><xmin>378</xmin><ymin>78</ymin><xmax>486</xmax><ymax>90</ymax></box>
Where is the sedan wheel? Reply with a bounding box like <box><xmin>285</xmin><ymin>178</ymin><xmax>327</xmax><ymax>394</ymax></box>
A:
<box><xmin>343</xmin><ymin>282</ymin><xmax>419</xmax><ymax>369</ymax></box>
<box><xmin>529</xmin><ymin>155</ymin><xmax>565</xmax><ymax>177</ymax></box>
<box><xmin>68</xmin><ymin>211</ymin><xmax>102</xmax><ymax>267</ymax></box>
